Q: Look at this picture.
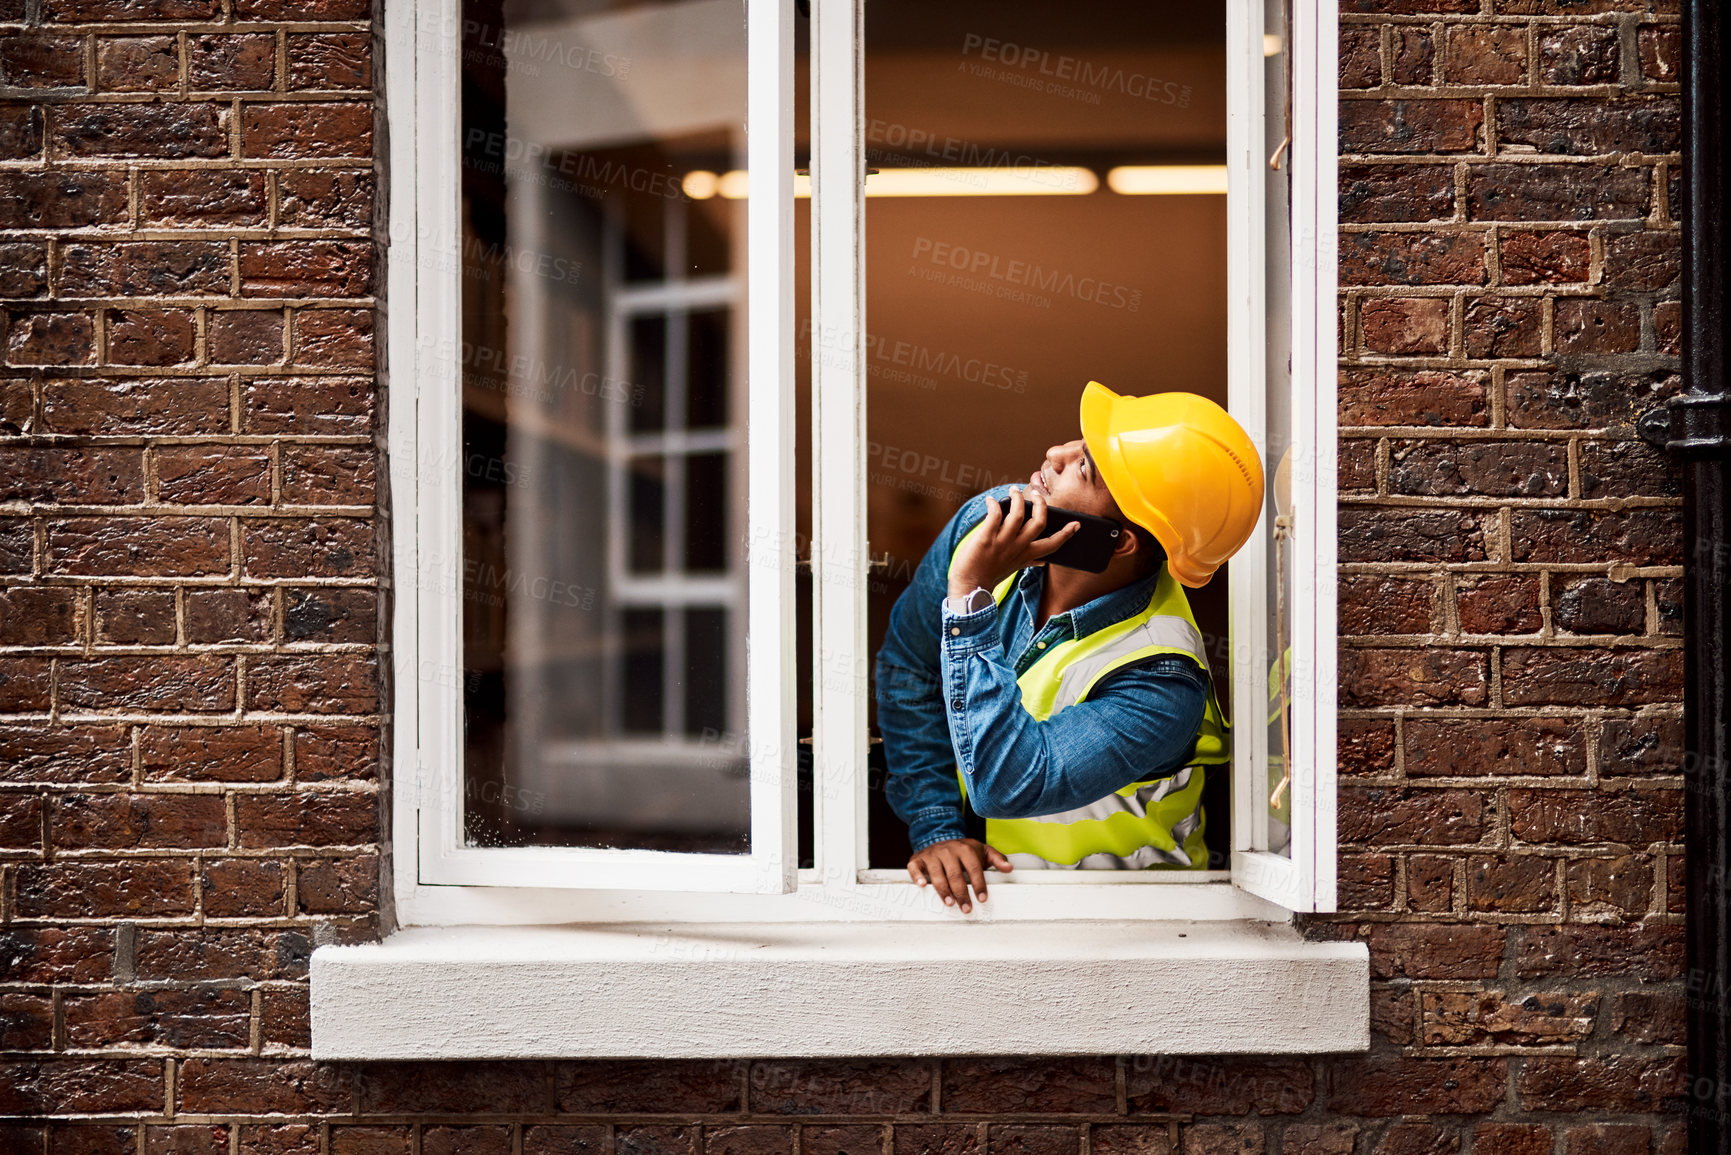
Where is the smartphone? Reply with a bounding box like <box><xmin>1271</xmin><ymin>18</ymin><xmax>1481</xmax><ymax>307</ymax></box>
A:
<box><xmin>1038</xmin><ymin>504</ymin><xmax>1123</xmax><ymax>573</ymax></box>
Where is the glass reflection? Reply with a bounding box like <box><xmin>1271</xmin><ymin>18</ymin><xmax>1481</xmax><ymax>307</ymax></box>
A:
<box><xmin>1263</xmin><ymin>0</ymin><xmax>1295</xmax><ymax>858</ymax></box>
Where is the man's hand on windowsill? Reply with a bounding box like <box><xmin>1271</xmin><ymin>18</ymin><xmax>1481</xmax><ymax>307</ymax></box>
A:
<box><xmin>908</xmin><ymin>838</ymin><xmax>1013</xmax><ymax>913</ymax></box>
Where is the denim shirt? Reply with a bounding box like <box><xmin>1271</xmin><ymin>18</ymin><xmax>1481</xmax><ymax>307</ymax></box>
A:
<box><xmin>875</xmin><ymin>485</ymin><xmax>1211</xmax><ymax>853</ymax></box>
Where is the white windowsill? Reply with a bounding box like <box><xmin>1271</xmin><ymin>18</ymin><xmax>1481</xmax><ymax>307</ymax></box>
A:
<box><xmin>310</xmin><ymin>919</ymin><xmax>1370</xmax><ymax>1059</ymax></box>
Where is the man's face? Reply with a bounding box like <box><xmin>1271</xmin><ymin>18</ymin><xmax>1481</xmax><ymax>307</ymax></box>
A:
<box><xmin>1027</xmin><ymin>438</ymin><xmax>1120</xmax><ymax>519</ymax></box>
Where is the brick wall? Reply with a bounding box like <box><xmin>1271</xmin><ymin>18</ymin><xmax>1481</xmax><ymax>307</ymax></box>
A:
<box><xmin>0</xmin><ymin>0</ymin><xmax>1690</xmax><ymax>1152</ymax></box>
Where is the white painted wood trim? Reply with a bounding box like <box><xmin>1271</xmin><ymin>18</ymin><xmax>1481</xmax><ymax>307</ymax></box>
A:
<box><xmin>312</xmin><ymin>922</ymin><xmax>1370</xmax><ymax>1059</ymax></box>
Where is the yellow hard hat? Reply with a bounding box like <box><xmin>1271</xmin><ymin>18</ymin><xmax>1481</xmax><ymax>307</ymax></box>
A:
<box><xmin>1080</xmin><ymin>381</ymin><xmax>1264</xmax><ymax>588</ymax></box>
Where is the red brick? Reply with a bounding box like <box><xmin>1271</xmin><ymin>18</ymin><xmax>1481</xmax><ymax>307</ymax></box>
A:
<box><xmin>293</xmin><ymin>308</ymin><xmax>374</xmax><ymax>369</ymax></box>
<box><xmin>64</xmin><ymin>988</ymin><xmax>250</xmax><ymax>1049</ymax></box>
<box><xmin>210</xmin><ymin>310</ymin><xmax>286</xmax><ymax>365</ymax></box>
<box><xmin>146</xmin><ymin>1127</ymin><xmax>231</xmax><ymax>1155</ymax></box>
<box><xmin>136</xmin><ymin>927</ymin><xmax>310</xmax><ymax>982</ymax></box>
<box><xmin>41</xmin><ymin>377</ymin><xmax>229</xmax><ymax>435</ymax></box>
<box><xmin>241</xmin><ymin>241</ymin><xmax>373</xmax><ymax>298</ymax></box>
<box><xmin>245</xmin><ymin>377</ymin><xmax>375</xmax><ymax>435</ymax></box>
<box><xmin>1339</xmin><ymin>852</ymin><xmax>1395</xmax><ymax>910</ymax></box>
<box><xmin>0</xmin><ymin>586</ymin><xmax>79</xmax><ymax>645</ymax></box>
<box><xmin>1339</xmin><ymin>575</ymin><xmax>1436</xmax><ymax>634</ymax></box>
<box><xmin>1126</xmin><ymin>1057</ymin><xmax>1312</xmax><ymax>1115</ymax></box>
<box><xmin>1406</xmin><ymin>854</ymin><xmax>1455</xmax><ymax>912</ymax></box>
<box><xmin>616</xmin><ymin>1128</ymin><xmax>693</xmax><ymax>1155</ymax></box>
<box><xmin>1639</xmin><ymin>25</ymin><xmax>1680</xmax><ymax>82</ymax></box>
<box><xmin>1564</xmin><ymin>1125</ymin><xmax>1650</xmax><ymax>1155</ymax></box>
<box><xmin>293</xmin><ymin>724</ymin><xmax>378</xmax><ymax>782</ymax></box>
<box><xmin>15</xmin><ymin>859</ymin><xmax>194</xmax><ymax>918</ymax></box>
<box><xmin>0</xmin><ymin>656</ymin><xmax>53</xmax><ymax>710</ymax></box>
<box><xmin>243</xmin><ymin>103</ymin><xmax>372</xmax><ymax>159</ymax></box>
<box><xmin>52</xmin><ymin>103</ymin><xmax>229</xmax><ymax>159</ymax></box>
<box><xmin>1604</xmin><ymin>230</ymin><xmax>1680</xmax><ymax>291</ymax></box>
<box><xmin>1468</xmin><ymin>164</ymin><xmax>1648</xmax><ymax>222</ymax></box>
<box><xmin>1339</xmin><ymin>438</ymin><xmax>1377</xmax><ymax>492</ymax></box>
<box><xmin>186</xmin><ymin>588</ymin><xmax>272</xmax><ymax>643</ymax></box>
<box><xmin>202</xmin><ymin>857</ymin><xmax>286</xmax><ymax>916</ymax></box>
<box><xmin>1339</xmin><ymin>649</ymin><xmax>1488</xmax><ymax>707</ymax></box>
<box><xmin>1340</xmin><ymin>100</ymin><xmax>1483</xmax><ymax>154</ymax></box>
<box><xmin>238</xmin><ymin>1124</ymin><xmax>319</xmax><ymax>1155</ymax></box>
<box><xmin>941</xmin><ymin>1058</ymin><xmax>1115</xmax><ymax>1113</ymax></box>
<box><xmin>331</xmin><ymin>1128</ymin><xmax>409</xmax><ymax>1155</ymax></box>
<box><xmin>1455</xmin><ymin>575</ymin><xmax>1542</xmax><ymax>634</ymax></box>
<box><xmin>893</xmin><ymin>1127</ymin><xmax>978</xmax><ymax>1155</ymax></box>
<box><xmin>141</xmin><ymin>725</ymin><xmax>283</xmax><ymax>782</ymax></box>
<box><xmin>747</xmin><ymin>1061</ymin><xmax>931</xmax><ymax>1115</ymax></box>
<box><xmin>354</xmin><ymin>1062</ymin><xmax>550</xmax><ymax>1113</ymax></box>
<box><xmin>704</xmin><ymin>1128</ymin><xmax>794</xmax><ymax>1155</ymax></box>
<box><xmin>0</xmin><ymin>725</ymin><xmax>129</xmax><ymax>787</ymax></box>
<box><xmin>96</xmin><ymin>588</ymin><xmax>175</xmax><ymax>643</ymax></box>
<box><xmin>140</xmin><ymin>170</ymin><xmax>268</xmax><ymax>227</ymax></box>
<box><xmin>0</xmin><ymin>926</ymin><xmax>114</xmax><ymax>983</ymax></box>
<box><xmin>1367</xmin><ymin>922</ymin><xmax>1505</xmax><ymax>979</ymax></box>
<box><xmin>52</xmin><ymin>792</ymin><xmax>227</xmax><ymax>850</ymax></box>
<box><xmin>1391</xmin><ymin>28</ymin><xmax>1434</xmax><ymax>86</ymax></box>
<box><xmin>46</xmin><ymin>0</ymin><xmax>218</xmax><ymax>17</ymax></box>
<box><xmin>234</xmin><ymin>0</ymin><xmax>368</xmax><ymax>16</ymax></box>
<box><xmin>7</xmin><ymin>311</ymin><xmax>96</xmax><ymax>366</ymax></box>
<box><xmin>1502</xmin><ymin>647</ymin><xmax>1681</xmax><ymax>706</ymax></box>
<box><xmin>1342</xmin><ymin>784</ymin><xmax>1487</xmax><ymax>847</ymax></box>
<box><xmin>0</xmin><ymin>447</ymin><xmax>143</xmax><ymax>504</ymax></box>
<box><xmin>1390</xmin><ymin>439</ymin><xmax>1564</xmax><ymax>497</ymax></box>
<box><xmin>0</xmin><ymin>1059</ymin><xmax>165</xmax><ymax>1114</ymax></box>
<box><xmin>187</xmin><ymin>33</ymin><xmax>275</xmax><ymax>90</ymax></box>
<box><xmin>1516</xmin><ymin>1056</ymin><xmax>1684</xmax><ymax>1113</ymax></box>
<box><xmin>1517</xmin><ymin>923</ymin><xmax>1683</xmax><ymax>978</ymax></box>
<box><xmin>1599</xmin><ymin>712</ymin><xmax>1683</xmax><ymax>776</ymax></box>
<box><xmin>48</xmin><ymin>516</ymin><xmax>229</xmax><ymax>576</ymax></box>
<box><xmin>1280</xmin><ymin>1125</ymin><xmax>1358</xmax><ymax>1155</ymax></box>
<box><xmin>59</xmin><ymin>241</ymin><xmax>230</xmax><ymax>298</ymax></box>
<box><xmin>1654</xmin><ymin>299</ymin><xmax>1680</xmax><ymax>355</ymax></box>
<box><xmin>1612</xmin><ymin>990</ymin><xmax>1685</xmax><ymax>1045</ymax></box>
<box><xmin>1463</xmin><ymin>297</ymin><xmax>1541</xmax><ymax>357</ymax></box>
<box><xmin>1</xmin><ymin>35</ymin><xmax>87</xmax><ymax>88</ymax></box>
<box><xmin>288</xmin><ymin>32</ymin><xmax>371</xmax><ymax>91</ymax></box>
<box><xmin>0</xmin><ymin>241</ymin><xmax>47</xmax><ymax>297</ymax></box>
<box><xmin>1360</xmin><ymin>297</ymin><xmax>1450</xmax><ymax>355</ymax></box>
<box><xmin>1507</xmin><ymin>368</ymin><xmax>1686</xmax><ymax>431</ymax></box>
<box><xmin>1501</xmin><ymin>230</ymin><xmax>1591</xmax><ymax>284</ymax></box>
<box><xmin>0</xmin><ymin>172</ymin><xmax>127</xmax><ymax>229</ymax></box>
<box><xmin>1472</xmin><ymin>1125</ymin><xmax>1551</xmax><ymax>1155</ymax></box>
<box><xmin>1406</xmin><ymin>716</ymin><xmax>1583</xmax><ymax>778</ymax></box>
<box><xmin>279</xmin><ymin>170</ymin><xmax>375</xmax><ymax>230</ymax></box>
<box><xmin>1541</xmin><ymin>25</ymin><xmax>1620</xmax><ymax>85</ymax></box>
<box><xmin>296</xmin><ymin>853</ymin><xmax>377</xmax><ymax>913</ymax></box>
<box><xmin>0</xmin><ymin>106</ymin><xmax>43</xmax><ymax>161</ymax></box>
<box><xmin>554</xmin><ymin>1060</ymin><xmax>743</xmax><ymax>1113</ymax></box>
<box><xmin>1371</xmin><ymin>1123</ymin><xmax>1458</xmax><ymax>1155</ymax></box>
<box><xmin>1339</xmin><ymin>369</ymin><xmax>1487</xmax><ymax>427</ymax></box>
<box><xmin>1466</xmin><ymin>853</ymin><xmax>1557</xmax><ymax>912</ymax></box>
<box><xmin>0</xmin><ymin>518</ymin><xmax>31</xmax><ymax>574</ymax></box>
<box><xmin>177</xmin><ymin>1059</ymin><xmax>350</xmax><ymax>1114</ymax></box>
<box><xmin>280</xmin><ymin>588</ymin><xmax>373</xmax><ymax>644</ymax></box>
<box><xmin>246</xmin><ymin>653</ymin><xmax>378</xmax><ymax>713</ymax></box>
<box><xmin>1580</xmin><ymin>440</ymin><xmax>1680</xmax><ymax>500</ymax></box>
<box><xmin>281</xmin><ymin>445</ymin><xmax>376</xmax><ymax>506</ymax></box>
<box><xmin>1552</xmin><ymin>576</ymin><xmax>1645</xmax><ymax>635</ymax></box>
<box><xmin>1340</xmin><ymin>28</ymin><xmax>1382</xmax><ymax>90</ymax></box>
<box><xmin>108</xmin><ymin>308</ymin><xmax>196</xmax><ymax>366</ymax></box>
<box><xmin>1444</xmin><ymin>25</ymin><xmax>1527</xmax><ymax>85</ymax></box>
<box><xmin>1508</xmin><ymin>508</ymin><xmax>1681</xmax><ymax>564</ymax></box>
<box><xmin>0</xmin><ymin>991</ymin><xmax>53</xmax><ymax>1048</ymax></box>
<box><xmin>157</xmin><ymin>447</ymin><xmax>272</xmax><ymax>505</ymax></box>
<box><xmin>1339</xmin><ymin>509</ymin><xmax>1488</xmax><ymax>563</ymax></box>
<box><xmin>244</xmin><ymin>517</ymin><xmax>373</xmax><ymax>578</ymax></box>
<box><xmin>0</xmin><ymin>792</ymin><xmax>43</xmax><ymax>849</ymax></box>
<box><xmin>1566</xmin><ymin>854</ymin><xmax>1651</xmax><ymax>917</ymax></box>
<box><xmin>1556</xmin><ymin>298</ymin><xmax>1641</xmax><ymax>354</ymax></box>
<box><xmin>235</xmin><ymin>789</ymin><xmax>375</xmax><ymax>847</ymax></box>
<box><xmin>1499</xmin><ymin>99</ymin><xmax>1680</xmax><ymax>156</ymax></box>
<box><xmin>97</xmin><ymin>36</ymin><xmax>178</xmax><ymax>93</ymax></box>
<box><xmin>1325</xmin><ymin>1057</ymin><xmax>1505</xmax><ymax>1115</ymax></box>
<box><xmin>59</xmin><ymin>655</ymin><xmax>235</xmax><ymax>712</ymax></box>
<box><xmin>260</xmin><ymin>988</ymin><xmax>311</xmax><ymax>1051</ymax></box>
<box><xmin>1341</xmin><ymin>232</ymin><xmax>1485</xmax><ymax>287</ymax></box>
<box><xmin>1511</xmin><ymin>786</ymin><xmax>1680</xmax><ymax>846</ymax></box>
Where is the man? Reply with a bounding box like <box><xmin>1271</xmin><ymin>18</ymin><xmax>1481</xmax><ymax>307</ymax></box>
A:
<box><xmin>875</xmin><ymin>382</ymin><xmax>1263</xmax><ymax>912</ymax></box>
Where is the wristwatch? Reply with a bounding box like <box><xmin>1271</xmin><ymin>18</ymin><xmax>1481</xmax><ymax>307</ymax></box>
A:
<box><xmin>944</xmin><ymin>586</ymin><xmax>995</xmax><ymax>616</ymax></box>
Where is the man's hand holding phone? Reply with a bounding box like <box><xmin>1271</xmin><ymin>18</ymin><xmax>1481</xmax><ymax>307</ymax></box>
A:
<box><xmin>907</xmin><ymin>837</ymin><xmax>1013</xmax><ymax>912</ymax></box>
<box><xmin>947</xmin><ymin>486</ymin><xmax>1081</xmax><ymax>600</ymax></box>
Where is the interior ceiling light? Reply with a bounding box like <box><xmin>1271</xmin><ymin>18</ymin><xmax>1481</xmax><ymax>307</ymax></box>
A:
<box><xmin>685</xmin><ymin>166</ymin><xmax>1227</xmax><ymax>200</ymax></box>
<box><xmin>1105</xmin><ymin>165</ymin><xmax>1230</xmax><ymax>195</ymax></box>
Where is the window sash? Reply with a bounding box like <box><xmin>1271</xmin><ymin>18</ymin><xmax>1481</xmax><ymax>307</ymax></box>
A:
<box><xmin>397</xmin><ymin>0</ymin><xmax>798</xmax><ymax>894</ymax></box>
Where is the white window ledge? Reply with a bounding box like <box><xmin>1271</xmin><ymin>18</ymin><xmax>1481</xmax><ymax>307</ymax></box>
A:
<box><xmin>311</xmin><ymin>920</ymin><xmax>1369</xmax><ymax>1059</ymax></box>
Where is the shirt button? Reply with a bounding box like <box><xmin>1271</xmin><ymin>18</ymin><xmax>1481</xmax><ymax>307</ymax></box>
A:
<box><xmin>951</xmin><ymin>627</ymin><xmax>960</xmax><ymax>636</ymax></box>
<box><xmin>1037</xmin><ymin>641</ymin><xmax>1047</xmax><ymax>649</ymax></box>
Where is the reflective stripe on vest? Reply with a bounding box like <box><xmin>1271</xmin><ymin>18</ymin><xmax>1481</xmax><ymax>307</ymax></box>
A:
<box><xmin>946</xmin><ymin>522</ymin><xmax>1229</xmax><ymax>869</ymax></box>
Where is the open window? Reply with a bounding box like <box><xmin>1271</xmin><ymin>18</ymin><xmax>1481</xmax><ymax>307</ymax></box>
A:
<box><xmin>387</xmin><ymin>0</ymin><xmax>1337</xmax><ymax>914</ymax></box>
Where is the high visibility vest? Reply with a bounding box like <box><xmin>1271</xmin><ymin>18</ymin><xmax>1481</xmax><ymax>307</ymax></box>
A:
<box><xmin>946</xmin><ymin>528</ymin><xmax>1230</xmax><ymax>870</ymax></box>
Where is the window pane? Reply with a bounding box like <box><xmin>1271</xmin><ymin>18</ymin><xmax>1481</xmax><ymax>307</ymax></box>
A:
<box><xmin>458</xmin><ymin>0</ymin><xmax>750</xmax><ymax>853</ymax></box>
<box><xmin>1263</xmin><ymin>0</ymin><xmax>1295</xmax><ymax>859</ymax></box>
<box><xmin>859</xmin><ymin>1</ymin><xmax>1229</xmax><ymax>868</ymax></box>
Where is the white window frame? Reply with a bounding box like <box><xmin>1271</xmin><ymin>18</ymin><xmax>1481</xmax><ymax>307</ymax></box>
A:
<box><xmin>375</xmin><ymin>0</ymin><xmax>1341</xmax><ymax>929</ymax></box>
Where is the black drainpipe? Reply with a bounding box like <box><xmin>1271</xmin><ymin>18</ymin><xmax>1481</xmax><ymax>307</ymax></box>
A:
<box><xmin>1644</xmin><ymin>1</ymin><xmax>1731</xmax><ymax>1146</ymax></box>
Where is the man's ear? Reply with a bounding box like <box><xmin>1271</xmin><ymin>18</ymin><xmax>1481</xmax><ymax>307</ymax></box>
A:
<box><xmin>1111</xmin><ymin>526</ymin><xmax>1139</xmax><ymax>562</ymax></box>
